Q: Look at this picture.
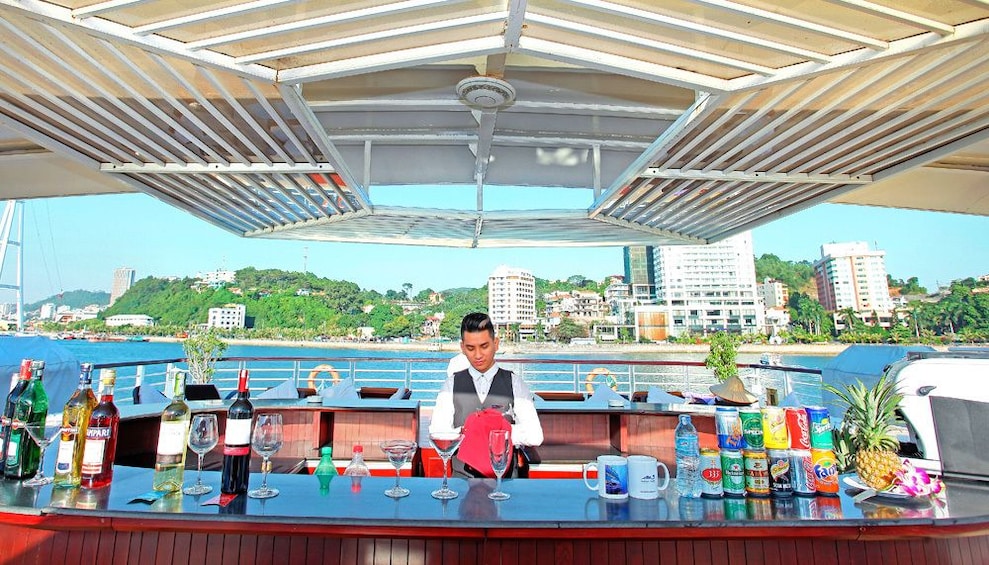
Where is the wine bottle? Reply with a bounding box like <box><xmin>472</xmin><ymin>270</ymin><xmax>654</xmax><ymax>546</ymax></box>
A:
<box><xmin>5</xmin><ymin>360</ymin><xmax>48</xmax><ymax>479</ymax></box>
<box><xmin>152</xmin><ymin>371</ymin><xmax>191</xmax><ymax>492</ymax></box>
<box><xmin>0</xmin><ymin>360</ymin><xmax>32</xmax><ymax>469</ymax></box>
<box><xmin>221</xmin><ymin>369</ymin><xmax>253</xmax><ymax>494</ymax></box>
<box><xmin>80</xmin><ymin>369</ymin><xmax>120</xmax><ymax>489</ymax></box>
<box><xmin>53</xmin><ymin>363</ymin><xmax>99</xmax><ymax>488</ymax></box>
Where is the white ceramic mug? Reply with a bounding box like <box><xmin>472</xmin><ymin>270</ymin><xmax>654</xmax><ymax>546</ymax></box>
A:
<box><xmin>582</xmin><ymin>455</ymin><xmax>629</xmax><ymax>499</ymax></box>
<box><xmin>627</xmin><ymin>455</ymin><xmax>670</xmax><ymax>500</ymax></box>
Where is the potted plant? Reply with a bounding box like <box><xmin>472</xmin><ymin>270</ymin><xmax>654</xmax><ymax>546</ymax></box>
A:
<box><xmin>183</xmin><ymin>329</ymin><xmax>228</xmax><ymax>385</ymax></box>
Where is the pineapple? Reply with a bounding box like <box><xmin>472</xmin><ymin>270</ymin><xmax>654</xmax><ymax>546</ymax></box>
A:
<box><xmin>824</xmin><ymin>372</ymin><xmax>904</xmax><ymax>490</ymax></box>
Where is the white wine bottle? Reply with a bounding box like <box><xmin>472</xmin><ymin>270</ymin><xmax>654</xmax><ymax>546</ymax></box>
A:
<box><xmin>152</xmin><ymin>370</ymin><xmax>191</xmax><ymax>492</ymax></box>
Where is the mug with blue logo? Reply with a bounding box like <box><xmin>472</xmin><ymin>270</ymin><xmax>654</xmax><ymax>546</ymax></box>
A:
<box><xmin>582</xmin><ymin>455</ymin><xmax>629</xmax><ymax>499</ymax></box>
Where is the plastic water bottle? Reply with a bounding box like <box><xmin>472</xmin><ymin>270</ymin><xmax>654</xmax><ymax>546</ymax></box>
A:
<box><xmin>343</xmin><ymin>445</ymin><xmax>371</xmax><ymax>492</ymax></box>
<box><xmin>675</xmin><ymin>414</ymin><xmax>701</xmax><ymax>498</ymax></box>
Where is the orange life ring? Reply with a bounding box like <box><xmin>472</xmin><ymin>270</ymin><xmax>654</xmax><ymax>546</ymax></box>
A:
<box><xmin>308</xmin><ymin>364</ymin><xmax>341</xmax><ymax>389</ymax></box>
<box><xmin>585</xmin><ymin>367</ymin><xmax>617</xmax><ymax>394</ymax></box>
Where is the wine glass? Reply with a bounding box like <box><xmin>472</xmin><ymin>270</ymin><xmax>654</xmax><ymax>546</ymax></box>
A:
<box><xmin>429</xmin><ymin>431</ymin><xmax>464</xmax><ymax>500</ymax></box>
<box><xmin>488</xmin><ymin>430</ymin><xmax>512</xmax><ymax>501</ymax></box>
<box><xmin>23</xmin><ymin>420</ymin><xmax>62</xmax><ymax>487</ymax></box>
<box><xmin>183</xmin><ymin>414</ymin><xmax>218</xmax><ymax>495</ymax></box>
<box><xmin>248</xmin><ymin>413</ymin><xmax>283</xmax><ymax>499</ymax></box>
<box><xmin>379</xmin><ymin>439</ymin><xmax>417</xmax><ymax>498</ymax></box>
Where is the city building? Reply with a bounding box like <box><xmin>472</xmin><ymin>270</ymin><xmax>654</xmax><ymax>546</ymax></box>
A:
<box><xmin>757</xmin><ymin>278</ymin><xmax>790</xmax><ymax>309</ymax></box>
<box><xmin>650</xmin><ymin>232</ymin><xmax>764</xmax><ymax>337</ymax></box>
<box><xmin>110</xmin><ymin>267</ymin><xmax>136</xmax><ymax>305</ymax></box>
<box><xmin>39</xmin><ymin>302</ymin><xmax>55</xmax><ymax>320</ymax></box>
<box><xmin>813</xmin><ymin>242</ymin><xmax>894</xmax><ymax>326</ymax></box>
<box><xmin>105</xmin><ymin>314</ymin><xmax>155</xmax><ymax>327</ymax></box>
<box><xmin>543</xmin><ymin>290</ymin><xmax>610</xmax><ymax>321</ymax></box>
<box><xmin>487</xmin><ymin>265</ymin><xmax>536</xmax><ymax>338</ymax></box>
<box><xmin>207</xmin><ymin>304</ymin><xmax>246</xmax><ymax>329</ymax></box>
<box><xmin>196</xmin><ymin>270</ymin><xmax>237</xmax><ymax>285</ymax></box>
<box><xmin>623</xmin><ymin>246</ymin><xmax>656</xmax><ymax>304</ymax></box>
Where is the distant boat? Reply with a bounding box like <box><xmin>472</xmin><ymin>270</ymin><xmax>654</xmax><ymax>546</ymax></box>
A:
<box><xmin>126</xmin><ymin>335</ymin><xmax>149</xmax><ymax>342</ymax></box>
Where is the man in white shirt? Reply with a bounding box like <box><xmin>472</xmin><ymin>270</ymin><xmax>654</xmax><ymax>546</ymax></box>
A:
<box><xmin>430</xmin><ymin>313</ymin><xmax>543</xmax><ymax>476</ymax></box>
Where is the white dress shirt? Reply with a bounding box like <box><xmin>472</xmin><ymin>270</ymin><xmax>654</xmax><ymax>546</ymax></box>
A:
<box><xmin>429</xmin><ymin>362</ymin><xmax>544</xmax><ymax>447</ymax></box>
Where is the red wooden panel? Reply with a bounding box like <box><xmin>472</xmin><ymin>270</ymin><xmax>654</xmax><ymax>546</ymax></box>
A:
<box><xmin>221</xmin><ymin>534</ymin><xmax>242</xmax><ymax>565</ymax></box>
<box><xmin>625</xmin><ymin>540</ymin><xmax>643</xmax><ymax>565</ymax></box>
<box><xmin>288</xmin><ymin>535</ymin><xmax>308</xmax><ymax>564</ymax></box>
<box><xmin>708</xmin><ymin>539</ymin><xmax>730</xmax><ymax>565</ymax></box>
<box><xmin>793</xmin><ymin>539</ymin><xmax>816</xmax><ymax>565</ymax></box>
<box><xmin>537</xmin><ymin>540</ymin><xmax>559</xmax><ymax>564</ymax></box>
<box><xmin>572</xmin><ymin>539</ymin><xmax>593</xmax><ymax>565</ymax></box>
<box><xmin>332</xmin><ymin>411</ymin><xmax>417</xmax><ymax>463</ymax></box>
<box><xmin>77</xmin><ymin>528</ymin><xmax>99</xmax><ymax>564</ymax></box>
<box><xmin>423</xmin><ymin>539</ymin><xmax>443</xmax><ymax>565</ymax></box>
<box><xmin>340</xmin><ymin>537</ymin><xmax>359</xmax><ymax>564</ymax></box>
<box><xmin>608</xmin><ymin>540</ymin><xmax>627</xmax><ymax>565</ymax></box>
<box><xmin>725</xmin><ymin>539</ymin><xmax>746</xmax><ymax>565</ymax></box>
<box><xmin>356</xmin><ymin>537</ymin><xmax>375</xmax><ymax>564</ymax></box>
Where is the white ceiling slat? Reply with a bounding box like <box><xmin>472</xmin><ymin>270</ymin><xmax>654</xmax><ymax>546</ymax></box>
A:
<box><xmin>189</xmin><ymin>172</ymin><xmax>284</xmax><ymax>228</ymax></box>
<box><xmin>526</xmin><ymin>13</ymin><xmax>777</xmax><ymax>76</ymax></box>
<box><xmin>227</xmin><ymin>173</ymin><xmax>301</xmax><ymax>225</ymax></box>
<box><xmin>133</xmin><ymin>0</ymin><xmax>293</xmax><ymax>36</ymax></box>
<box><xmin>505</xmin><ymin>0</ymin><xmax>527</xmax><ymax>49</ymax></box>
<box><xmin>195</xmin><ymin>67</ymin><xmax>275</xmax><ymax>166</ymax></box>
<box><xmin>656</xmin><ymin>91</ymin><xmax>762</xmax><ymax>170</ymax></box>
<box><xmin>185</xmin><ymin>0</ymin><xmax>461</xmax><ymax>50</ymax></box>
<box><xmin>641</xmin><ymin>169</ymin><xmax>871</xmax><ymax>184</ymax></box>
<box><xmin>640</xmin><ymin>179</ymin><xmax>725</xmax><ymax>227</ymax></box>
<box><xmin>240</xmin><ymin>78</ymin><xmax>313</xmax><ymax>165</ymax></box>
<box><xmin>0</xmin><ymin>97</ymin><xmax>119</xmax><ymax>166</ymax></box>
<box><xmin>872</xmin><ymin>126</ymin><xmax>989</xmax><ymax>182</ymax></box>
<box><xmin>863</xmin><ymin>115</ymin><xmax>989</xmax><ymax>175</ymax></box>
<box><xmin>140</xmin><ymin>173</ymin><xmax>258</xmax><ymax>233</ymax></box>
<box><xmin>823</xmin><ymin>0</ymin><xmax>954</xmax><ymax>35</ymax></box>
<box><xmin>99</xmin><ymin>163</ymin><xmax>338</xmax><ymax>174</ymax></box>
<box><xmin>283</xmin><ymin>173</ymin><xmax>342</xmax><ymax>217</ymax></box>
<box><xmin>71</xmin><ymin>0</ymin><xmax>152</xmax><ymax>18</ymax></box>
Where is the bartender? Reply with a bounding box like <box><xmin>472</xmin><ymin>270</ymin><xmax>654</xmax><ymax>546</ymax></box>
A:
<box><xmin>430</xmin><ymin>312</ymin><xmax>543</xmax><ymax>477</ymax></box>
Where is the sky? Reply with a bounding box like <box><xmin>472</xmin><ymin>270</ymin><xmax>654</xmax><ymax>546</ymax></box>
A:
<box><xmin>2</xmin><ymin>190</ymin><xmax>987</xmax><ymax>304</ymax></box>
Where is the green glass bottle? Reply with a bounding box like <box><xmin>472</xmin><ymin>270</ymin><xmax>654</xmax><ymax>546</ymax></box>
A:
<box><xmin>53</xmin><ymin>363</ymin><xmax>99</xmax><ymax>488</ymax></box>
<box><xmin>5</xmin><ymin>360</ymin><xmax>48</xmax><ymax>479</ymax></box>
<box><xmin>152</xmin><ymin>371</ymin><xmax>191</xmax><ymax>492</ymax></box>
<box><xmin>315</xmin><ymin>446</ymin><xmax>338</xmax><ymax>494</ymax></box>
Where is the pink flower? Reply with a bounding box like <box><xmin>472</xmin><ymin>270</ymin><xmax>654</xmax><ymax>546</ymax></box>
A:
<box><xmin>893</xmin><ymin>460</ymin><xmax>944</xmax><ymax>498</ymax></box>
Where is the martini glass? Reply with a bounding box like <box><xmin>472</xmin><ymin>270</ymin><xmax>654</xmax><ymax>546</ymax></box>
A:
<box><xmin>429</xmin><ymin>431</ymin><xmax>464</xmax><ymax>500</ymax></box>
<box><xmin>488</xmin><ymin>430</ymin><xmax>512</xmax><ymax>501</ymax></box>
<box><xmin>23</xmin><ymin>421</ymin><xmax>62</xmax><ymax>487</ymax></box>
<box><xmin>379</xmin><ymin>439</ymin><xmax>417</xmax><ymax>498</ymax></box>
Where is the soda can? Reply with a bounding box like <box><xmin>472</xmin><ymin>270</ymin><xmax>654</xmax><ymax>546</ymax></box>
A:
<box><xmin>767</xmin><ymin>448</ymin><xmax>793</xmax><ymax>498</ymax></box>
<box><xmin>724</xmin><ymin>496</ymin><xmax>748</xmax><ymax>520</ymax></box>
<box><xmin>772</xmin><ymin>496</ymin><xmax>796</xmax><ymax>520</ymax></box>
<box><xmin>794</xmin><ymin>495</ymin><xmax>819</xmax><ymax>520</ymax></box>
<box><xmin>746</xmin><ymin>496</ymin><xmax>773</xmax><ymax>520</ymax></box>
<box><xmin>816</xmin><ymin>495</ymin><xmax>843</xmax><ymax>519</ymax></box>
<box><xmin>700</xmin><ymin>448</ymin><xmax>724</xmax><ymax>498</ymax></box>
<box><xmin>761</xmin><ymin>407</ymin><xmax>789</xmax><ymax>449</ymax></box>
<box><xmin>789</xmin><ymin>449</ymin><xmax>817</xmax><ymax>496</ymax></box>
<box><xmin>786</xmin><ymin>408</ymin><xmax>811</xmax><ymax>450</ymax></box>
<box><xmin>805</xmin><ymin>406</ymin><xmax>834</xmax><ymax>449</ymax></box>
<box><xmin>715</xmin><ymin>407</ymin><xmax>744</xmax><ymax>450</ymax></box>
<box><xmin>810</xmin><ymin>448</ymin><xmax>840</xmax><ymax>496</ymax></box>
<box><xmin>703</xmin><ymin>497</ymin><xmax>726</xmax><ymax>520</ymax></box>
<box><xmin>739</xmin><ymin>407</ymin><xmax>764</xmax><ymax>449</ymax></box>
<box><xmin>743</xmin><ymin>449</ymin><xmax>769</xmax><ymax>497</ymax></box>
<box><xmin>720</xmin><ymin>449</ymin><xmax>746</xmax><ymax>497</ymax></box>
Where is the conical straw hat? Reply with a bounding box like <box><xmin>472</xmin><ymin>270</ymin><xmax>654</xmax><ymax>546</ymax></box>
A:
<box><xmin>710</xmin><ymin>375</ymin><xmax>758</xmax><ymax>405</ymax></box>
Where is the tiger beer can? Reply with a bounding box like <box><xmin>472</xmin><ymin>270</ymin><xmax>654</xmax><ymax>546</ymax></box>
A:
<box><xmin>810</xmin><ymin>448</ymin><xmax>840</xmax><ymax>496</ymax></box>
<box><xmin>786</xmin><ymin>407</ymin><xmax>811</xmax><ymax>449</ymax></box>
<box><xmin>794</xmin><ymin>495</ymin><xmax>819</xmax><ymax>520</ymax></box>
<box><xmin>715</xmin><ymin>407</ymin><xmax>744</xmax><ymax>450</ymax></box>
<box><xmin>738</xmin><ymin>407</ymin><xmax>764</xmax><ymax>449</ymax></box>
<box><xmin>743</xmin><ymin>449</ymin><xmax>770</xmax><ymax>497</ymax></box>
<box><xmin>720</xmin><ymin>449</ymin><xmax>746</xmax><ymax>497</ymax></box>
<box><xmin>805</xmin><ymin>406</ymin><xmax>834</xmax><ymax>449</ymax></box>
<box><xmin>789</xmin><ymin>449</ymin><xmax>817</xmax><ymax>496</ymax></box>
<box><xmin>761</xmin><ymin>407</ymin><xmax>789</xmax><ymax>449</ymax></box>
<box><xmin>724</xmin><ymin>496</ymin><xmax>748</xmax><ymax>520</ymax></box>
<box><xmin>700</xmin><ymin>448</ymin><xmax>724</xmax><ymax>498</ymax></box>
<box><xmin>767</xmin><ymin>449</ymin><xmax>793</xmax><ymax>498</ymax></box>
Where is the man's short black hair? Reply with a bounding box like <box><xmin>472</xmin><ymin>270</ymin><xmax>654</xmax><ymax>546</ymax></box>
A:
<box><xmin>460</xmin><ymin>312</ymin><xmax>495</xmax><ymax>338</ymax></box>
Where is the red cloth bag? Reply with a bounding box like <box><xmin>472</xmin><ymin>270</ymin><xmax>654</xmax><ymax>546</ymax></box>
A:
<box><xmin>456</xmin><ymin>408</ymin><xmax>513</xmax><ymax>478</ymax></box>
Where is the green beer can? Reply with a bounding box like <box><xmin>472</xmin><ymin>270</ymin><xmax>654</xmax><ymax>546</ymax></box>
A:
<box><xmin>739</xmin><ymin>408</ymin><xmax>764</xmax><ymax>449</ymax></box>
<box><xmin>720</xmin><ymin>449</ymin><xmax>746</xmax><ymax>497</ymax></box>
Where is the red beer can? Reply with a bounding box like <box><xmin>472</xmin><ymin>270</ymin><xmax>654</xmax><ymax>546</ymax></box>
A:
<box><xmin>786</xmin><ymin>408</ymin><xmax>811</xmax><ymax>450</ymax></box>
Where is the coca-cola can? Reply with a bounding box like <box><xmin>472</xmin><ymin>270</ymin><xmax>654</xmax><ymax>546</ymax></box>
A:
<box><xmin>700</xmin><ymin>448</ymin><xmax>724</xmax><ymax>498</ymax></box>
<box><xmin>789</xmin><ymin>449</ymin><xmax>817</xmax><ymax>496</ymax></box>
<box><xmin>767</xmin><ymin>448</ymin><xmax>793</xmax><ymax>498</ymax></box>
<box><xmin>786</xmin><ymin>408</ymin><xmax>811</xmax><ymax>450</ymax></box>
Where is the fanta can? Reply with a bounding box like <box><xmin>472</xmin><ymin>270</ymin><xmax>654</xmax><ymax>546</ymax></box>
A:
<box><xmin>810</xmin><ymin>448</ymin><xmax>839</xmax><ymax>496</ymax></box>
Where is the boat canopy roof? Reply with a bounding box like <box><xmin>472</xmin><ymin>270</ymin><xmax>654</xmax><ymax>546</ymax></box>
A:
<box><xmin>1</xmin><ymin>1</ymin><xmax>988</xmax><ymax>248</ymax></box>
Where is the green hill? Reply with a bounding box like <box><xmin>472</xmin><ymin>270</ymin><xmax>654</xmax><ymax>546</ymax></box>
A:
<box><xmin>26</xmin><ymin>290</ymin><xmax>110</xmax><ymax>311</ymax></box>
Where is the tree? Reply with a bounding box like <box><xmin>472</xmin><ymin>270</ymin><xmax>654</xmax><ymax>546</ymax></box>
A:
<box><xmin>182</xmin><ymin>329</ymin><xmax>228</xmax><ymax>384</ymax></box>
<box><xmin>553</xmin><ymin>317</ymin><xmax>586</xmax><ymax>343</ymax></box>
<box><xmin>704</xmin><ymin>331</ymin><xmax>739</xmax><ymax>382</ymax></box>
<box><xmin>402</xmin><ymin>282</ymin><xmax>413</xmax><ymax>299</ymax></box>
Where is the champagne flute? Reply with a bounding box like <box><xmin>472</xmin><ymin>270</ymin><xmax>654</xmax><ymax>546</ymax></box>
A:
<box><xmin>429</xmin><ymin>431</ymin><xmax>464</xmax><ymax>500</ymax></box>
<box><xmin>23</xmin><ymin>420</ymin><xmax>62</xmax><ymax>487</ymax></box>
<box><xmin>248</xmin><ymin>413</ymin><xmax>283</xmax><ymax>499</ymax></box>
<box><xmin>488</xmin><ymin>430</ymin><xmax>512</xmax><ymax>501</ymax></box>
<box><xmin>379</xmin><ymin>439</ymin><xmax>417</xmax><ymax>498</ymax></box>
<box><xmin>183</xmin><ymin>414</ymin><xmax>218</xmax><ymax>495</ymax></box>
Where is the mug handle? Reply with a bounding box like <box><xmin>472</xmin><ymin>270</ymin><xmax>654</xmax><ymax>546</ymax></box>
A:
<box><xmin>655</xmin><ymin>461</ymin><xmax>670</xmax><ymax>491</ymax></box>
<box><xmin>582</xmin><ymin>462</ymin><xmax>599</xmax><ymax>491</ymax></box>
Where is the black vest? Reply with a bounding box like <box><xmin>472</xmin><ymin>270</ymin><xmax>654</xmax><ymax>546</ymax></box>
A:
<box><xmin>451</xmin><ymin>367</ymin><xmax>516</xmax><ymax>478</ymax></box>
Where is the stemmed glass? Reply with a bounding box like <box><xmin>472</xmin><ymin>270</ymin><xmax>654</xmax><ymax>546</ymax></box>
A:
<box><xmin>379</xmin><ymin>439</ymin><xmax>417</xmax><ymax>498</ymax></box>
<box><xmin>23</xmin><ymin>420</ymin><xmax>62</xmax><ymax>487</ymax></box>
<box><xmin>248</xmin><ymin>413</ymin><xmax>283</xmax><ymax>499</ymax></box>
<box><xmin>183</xmin><ymin>414</ymin><xmax>218</xmax><ymax>495</ymax></box>
<box><xmin>488</xmin><ymin>430</ymin><xmax>512</xmax><ymax>501</ymax></box>
<box><xmin>429</xmin><ymin>431</ymin><xmax>464</xmax><ymax>500</ymax></box>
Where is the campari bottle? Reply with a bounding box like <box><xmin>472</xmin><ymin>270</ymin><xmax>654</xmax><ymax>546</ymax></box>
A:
<box><xmin>5</xmin><ymin>360</ymin><xmax>48</xmax><ymax>479</ymax></box>
<box><xmin>0</xmin><ymin>360</ymin><xmax>32</xmax><ymax>468</ymax></box>
<box><xmin>152</xmin><ymin>370</ymin><xmax>191</xmax><ymax>492</ymax></box>
<box><xmin>221</xmin><ymin>369</ymin><xmax>253</xmax><ymax>494</ymax></box>
<box><xmin>80</xmin><ymin>369</ymin><xmax>120</xmax><ymax>489</ymax></box>
<box><xmin>53</xmin><ymin>363</ymin><xmax>99</xmax><ymax>488</ymax></box>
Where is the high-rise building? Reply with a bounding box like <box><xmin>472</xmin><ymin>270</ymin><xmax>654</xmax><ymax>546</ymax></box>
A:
<box><xmin>487</xmin><ymin>266</ymin><xmax>536</xmax><ymax>327</ymax></box>
<box><xmin>757</xmin><ymin>278</ymin><xmax>790</xmax><ymax>309</ymax></box>
<box><xmin>110</xmin><ymin>267</ymin><xmax>136</xmax><ymax>305</ymax></box>
<box><xmin>651</xmin><ymin>232</ymin><xmax>764</xmax><ymax>336</ymax></box>
<box><xmin>814</xmin><ymin>241</ymin><xmax>893</xmax><ymax>314</ymax></box>
<box><xmin>622</xmin><ymin>246</ymin><xmax>655</xmax><ymax>303</ymax></box>
<box><xmin>208</xmin><ymin>304</ymin><xmax>247</xmax><ymax>329</ymax></box>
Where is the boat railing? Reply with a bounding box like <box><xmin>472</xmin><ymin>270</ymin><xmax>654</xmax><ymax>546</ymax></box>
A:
<box><xmin>94</xmin><ymin>356</ymin><xmax>823</xmax><ymax>407</ymax></box>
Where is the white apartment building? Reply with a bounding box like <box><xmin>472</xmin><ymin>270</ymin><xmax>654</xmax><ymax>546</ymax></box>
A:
<box><xmin>106</xmin><ymin>314</ymin><xmax>155</xmax><ymax>327</ymax></box>
<box><xmin>110</xmin><ymin>267</ymin><xmax>135</xmax><ymax>305</ymax></box>
<box><xmin>207</xmin><ymin>303</ymin><xmax>246</xmax><ymax>329</ymax></box>
<box><xmin>487</xmin><ymin>266</ymin><xmax>536</xmax><ymax>329</ymax></box>
<box><xmin>196</xmin><ymin>270</ymin><xmax>237</xmax><ymax>286</ymax></box>
<box><xmin>652</xmin><ymin>232</ymin><xmax>765</xmax><ymax>336</ymax></box>
<box><xmin>814</xmin><ymin>242</ymin><xmax>894</xmax><ymax>316</ymax></box>
<box><xmin>757</xmin><ymin>278</ymin><xmax>789</xmax><ymax>309</ymax></box>
<box><xmin>543</xmin><ymin>290</ymin><xmax>609</xmax><ymax>320</ymax></box>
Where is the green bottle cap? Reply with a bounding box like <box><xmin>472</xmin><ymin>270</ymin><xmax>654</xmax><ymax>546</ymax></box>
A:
<box><xmin>320</xmin><ymin>446</ymin><xmax>333</xmax><ymax>456</ymax></box>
